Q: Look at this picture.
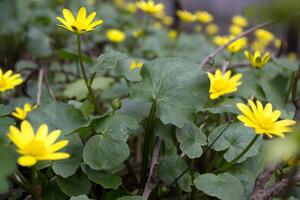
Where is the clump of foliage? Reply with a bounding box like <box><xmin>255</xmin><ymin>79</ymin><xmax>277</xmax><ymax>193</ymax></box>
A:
<box><xmin>0</xmin><ymin>0</ymin><xmax>300</xmax><ymax>200</ymax></box>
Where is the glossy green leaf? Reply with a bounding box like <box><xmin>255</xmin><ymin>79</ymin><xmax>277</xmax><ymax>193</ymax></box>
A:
<box><xmin>129</xmin><ymin>57</ymin><xmax>209</xmax><ymax>127</ymax></box>
<box><xmin>28</xmin><ymin>102</ymin><xmax>89</xmax><ymax>135</ymax></box>
<box><xmin>159</xmin><ymin>154</ymin><xmax>192</xmax><ymax>192</ymax></box>
<box><xmin>56</xmin><ymin>174</ymin><xmax>92</xmax><ymax>197</ymax></box>
<box><xmin>63</xmin><ymin>77</ymin><xmax>114</xmax><ymax>100</ymax></box>
<box><xmin>70</xmin><ymin>195</ymin><xmax>91</xmax><ymax>200</ymax></box>
<box><xmin>27</xmin><ymin>27</ymin><xmax>52</xmax><ymax>58</ymax></box>
<box><xmin>52</xmin><ymin>134</ymin><xmax>83</xmax><ymax>178</ymax></box>
<box><xmin>208</xmin><ymin>122</ymin><xmax>262</xmax><ymax>163</ymax></box>
<box><xmin>0</xmin><ymin>146</ymin><xmax>17</xmax><ymax>192</ymax></box>
<box><xmin>92</xmin><ymin>49</ymin><xmax>128</xmax><ymax>73</ymax></box>
<box><xmin>82</xmin><ymin>165</ymin><xmax>121</xmax><ymax>189</ymax></box>
<box><xmin>194</xmin><ymin>173</ymin><xmax>244</xmax><ymax>200</ymax></box>
<box><xmin>176</xmin><ymin>123</ymin><xmax>207</xmax><ymax>158</ymax></box>
<box><xmin>116</xmin><ymin>196</ymin><xmax>144</xmax><ymax>200</ymax></box>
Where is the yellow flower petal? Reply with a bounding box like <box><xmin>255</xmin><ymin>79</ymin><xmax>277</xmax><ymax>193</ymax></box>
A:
<box><xmin>18</xmin><ymin>155</ymin><xmax>37</xmax><ymax>167</ymax></box>
<box><xmin>48</xmin><ymin>140</ymin><xmax>69</xmax><ymax>153</ymax></box>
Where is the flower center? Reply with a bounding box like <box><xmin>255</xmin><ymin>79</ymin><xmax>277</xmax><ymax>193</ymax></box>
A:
<box><xmin>213</xmin><ymin>78</ymin><xmax>229</xmax><ymax>92</ymax></box>
<box><xmin>23</xmin><ymin>140</ymin><xmax>47</xmax><ymax>156</ymax></box>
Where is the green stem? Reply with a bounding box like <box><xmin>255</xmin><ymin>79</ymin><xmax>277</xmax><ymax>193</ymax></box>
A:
<box><xmin>213</xmin><ymin>134</ymin><xmax>260</xmax><ymax>174</ymax></box>
<box><xmin>175</xmin><ymin>184</ymin><xmax>182</xmax><ymax>200</ymax></box>
<box><xmin>140</xmin><ymin>101</ymin><xmax>157</xmax><ymax>191</ymax></box>
<box><xmin>76</xmin><ymin>34</ymin><xmax>101</xmax><ymax>114</ymax></box>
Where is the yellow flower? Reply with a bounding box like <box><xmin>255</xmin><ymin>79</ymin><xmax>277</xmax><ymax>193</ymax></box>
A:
<box><xmin>125</xmin><ymin>3</ymin><xmax>137</xmax><ymax>13</ymax></box>
<box><xmin>12</xmin><ymin>103</ymin><xmax>36</xmax><ymax>120</ymax></box>
<box><xmin>56</xmin><ymin>7</ymin><xmax>104</xmax><ymax>34</ymax></box>
<box><xmin>244</xmin><ymin>51</ymin><xmax>271</xmax><ymax>69</ymax></box>
<box><xmin>7</xmin><ymin>121</ymin><xmax>70</xmax><ymax>167</ymax></box>
<box><xmin>196</xmin><ymin>11</ymin><xmax>213</xmax><ymax>23</ymax></box>
<box><xmin>237</xmin><ymin>100</ymin><xmax>296</xmax><ymax>138</ymax></box>
<box><xmin>130</xmin><ymin>61</ymin><xmax>143</xmax><ymax>70</ymax></box>
<box><xmin>106</xmin><ymin>29</ymin><xmax>126</xmax><ymax>43</ymax></box>
<box><xmin>227</xmin><ymin>37</ymin><xmax>247</xmax><ymax>53</ymax></box>
<box><xmin>207</xmin><ymin>69</ymin><xmax>242</xmax><ymax>99</ymax></box>
<box><xmin>229</xmin><ymin>25</ymin><xmax>243</xmax><ymax>35</ymax></box>
<box><xmin>0</xmin><ymin>69</ymin><xmax>23</xmax><ymax>92</ymax></box>
<box><xmin>136</xmin><ymin>0</ymin><xmax>164</xmax><ymax>15</ymax></box>
<box><xmin>176</xmin><ymin>10</ymin><xmax>196</xmax><ymax>23</ymax></box>
<box><xmin>213</xmin><ymin>35</ymin><xmax>229</xmax><ymax>46</ymax></box>
<box><xmin>232</xmin><ymin>15</ymin><xmax>248</xmax><ymax>27</ymax></box>
<box><xmin>168</xmin><ymin>29</ymin><xmax>178</xmax><ymax>40</ymax></box>
<box><xmin>206</xmin><ymin>23</ymin><xmax>219</xmax><ymax>35</ymax></box>
<box><xmin>251</xmin><ymin>39</ymin><xmax>266</xmax><ymax>52</ymax></box>
<box><xmin>254</xmin><ymin>29</ymin><xmax>274</xmax><ymax>45</ymax></box>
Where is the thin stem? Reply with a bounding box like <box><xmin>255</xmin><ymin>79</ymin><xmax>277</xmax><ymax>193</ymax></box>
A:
<box><xmin>76</xmin><ymin>34</ymin><xmax>101</xmax><ymax>114</ymax></box>
<box><xmin>213</xmin><ymin>134</ymin><xmax>260</xmax><ymax>174</ymax></box>
<box><xmin>140</xmin><ymin>101</ymin><xmax>157</xmax><ymax>191</ymax></box>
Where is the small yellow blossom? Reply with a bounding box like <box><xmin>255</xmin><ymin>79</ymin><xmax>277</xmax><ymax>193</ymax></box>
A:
<box><xmin>130</xmin><ymin>61</ymin><xmax>144</xmax><ymax>70</ymax></box>
<box><xmin>12</xmin><ymin>103</ymin><xmax>36</xmax><ymax>120</ymax></box>
<box><xmin>207</xmin><ymin>69</ymin><xmax>242</xmax><ymax>99</ymax></box>
<box><xmin>251</xmin><ymin>39</ymin><xmax>268</xmax><ymax>52</ymax></box>
<box><xmin>213</xmin><ymin>35</ymin><xmax>229</xmax><ymax>46</ymax></box>
<box><xmin>106</xmin><ymin>29</ymin><xmax>126</xmax><ymax>43</ymax></box>
<box><xmin>56</xmin><ymin>7</ymin><xmax>103</xmax><ymax>34</ymax></box>
<box><xmin>227</xmin><ymin>37</ymin><xmax>248</xmax><ymax>53</ymax></box>
<box><xmin>237</xmin><ymin>100</ymin><xmax>296</xmax><ymax>138</ymax></box>
<box><xmin>168</xmin><ymin>29</ymin><xmax>178</xmax><ymax>40</ymax></box>
<box><xmin>196</xmin><ymin>11</ymin><xmax>213</xmax><ymax>23</ymax></box>
<box><xmin>244</xmin><ymin>51</ymin><xmax>271</xmax><ymax>69</ymax></box>
<box><xmin>0</xmin><ymin>69</ymin><xmax>23</xmax><ymax>92</ymax></box>
<box><xmin>125</xmin><ymin>3</ymin><xmax>137</xmax><ymax>13</ymax></box>
<box><xmin>136</xmin><ymin>0</ymin><xmax>164</xmax><ymax>15</ymax></box>
<box><xmin>176</xmin><ymin>10</ymin><xmax>196</xmax><ymax>23</ymax></box>
<box><xmin>206</xmin><ymin>23</ymin><xmax>219</xmax><ymax>35</ymax></box>
<box><xmin>254</xmin><ymin>29</ymin><xmax>274</xmax><ymax>45</ymax></box>
<box><xmin>232</xmin><ymin>15</ymin><xmax>248</xmax><ymax>27</ymax></box>
<box><xmin>229</xmin><ymin>25</ymin><xmax>243</xmax><ymax>35</ymax></box>
<box><xmin>7</xmin><ymin>121</ymin><xmax>70</xmax><ymax>167</ymax></box>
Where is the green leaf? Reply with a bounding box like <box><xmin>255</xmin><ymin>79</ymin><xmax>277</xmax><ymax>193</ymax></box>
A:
<box><xmin>63</xmin><ymin>77</ymin><xmax>114</xmax><ymax>100</ymax></box>
<box><xmin>159</xmin><ymin>154</ymin><xmax>192</xmax><ymax>192</ymax></box>
<box><xmin>42</xmin><ymin>180</ymin><xmax>67</xmax><ymax>200</ymax></box>
<box><xmin>208</xmin><ymin>122</ymin><xmax>262</xmax><ymax>163</ymax></box>
<box><xmin>83</xmin><ymin>134</ymin><xmax>129</xmax><ymax>171</ymax></box>
<box><xmin>70</xmin><ymin>195</ymin><xmax>91</xmax><ymax>200</ymax></box>
<box><xmin>93</xmin><ymin>113</ymin><xmax>139</xmax><ymax>137</ymax></box>
<box><xmin>194</xmin><ymin>173</ymin><xmax>245</xmax><ymax>200</ymax></box>
<box><xmin>92</xmin><ymin>49</ymin><xmax>128</xmax><ymax>73</ymax></box>
<box><xmin>116</xmin><ymin>196</ymin><xmax>144</xmax><ymax>200</ymax></box>
<box><xmin>175</xmin><ymin>123</ymin><xmax>207</xmax><ymax>158</ymax></box>
<box><xmin>52</xmin><ymin>134</ymin><xmax>84</xmax><ymax>178</ymax></box>
<box><xmin>0</xmin><ymin>146</ymin><xmax>17</xmax><ymax>192</ymax></box>
<box><xmin>117</xmin><ymin>99</ymin><xmax>151</xmax><ymax>122</ymax></box>
<box><xmin>82</xmin><ymin>165</ymin><xmax>122</xmax><ymax>189</ymax></box>
<box><xmin>0</xmin><ymin>117</ymin><xmax>15</xmax><ymax>143</ymax></box>
<box><xmin>0</xmin><ymin>105</ymin><xmax>12</xmax><ymax>117</ymax></box>
<box><xmin>56</xmin><ymin>174</ymin><xmax>92</xmax><ymax>197</ymax></box>
<box><xmin>129</xmin><ymin>57</ymin><xmax>209</xmax><ymax>127</ymax></box>
<box><xmin>27</xmin><ymin>102</ymin><xmax>89</xmax><ymax>135</ymax></box>
<box><xmin>201</xmin><ymin>98</ymin><xmax>242</xmax><ymax>114</ymax></box>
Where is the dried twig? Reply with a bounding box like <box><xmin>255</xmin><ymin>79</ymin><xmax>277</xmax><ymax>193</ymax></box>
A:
<box><xmin>291</xmin><ymin>66</ymin><xmax>300</xmax><ymax>120</ymax></box>
<box><xmin>36</xmin><ymin>68</ymin><xmax>44</xmax><ymax>105</ymax></box>
<box><xmin>142</xmin><ymin>137</ymin><xmax>162</xmax><ymax>200</ymax></box>
<box><xmin>199</xmin><ymin>19</ymin><xmax>277</xmax><ymax>69</ymax></box>
<box><xmin>43</xmin><ymin>68</ymin><xmax>56</xmax><ymax>101</ymax></box>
